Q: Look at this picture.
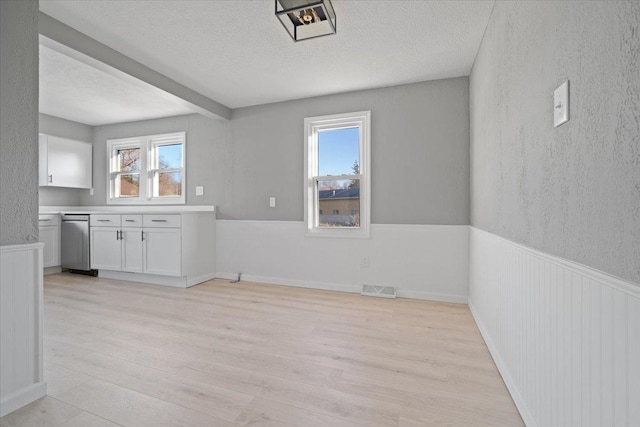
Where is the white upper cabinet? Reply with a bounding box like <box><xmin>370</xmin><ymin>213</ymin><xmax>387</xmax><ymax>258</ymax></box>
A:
<box><xmin>39</xmin><ymin>134</ymin><xmax>92</xmax><ymax>189</ymax></box>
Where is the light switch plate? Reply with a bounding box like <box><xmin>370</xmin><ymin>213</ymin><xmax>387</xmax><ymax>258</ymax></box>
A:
<box><xmin>554</xmin><ymin>80</ymin><xmax>569</xmax><ymax>127</ymax></box>
<box><xmin>269</xmin><ymin>197</ymin><xmax>276</xmax><ymax>208</ymax></box>
<box><xmin>195</xmin><ymin>186</ymin><xmax>204</xmax><ymax>196</ymax></box>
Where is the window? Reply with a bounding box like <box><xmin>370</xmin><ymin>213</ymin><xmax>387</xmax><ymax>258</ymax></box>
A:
<box><xmin>304</xmin><ymin>111</ymin><xmax>370</xmax><ymax>238</ymax></box>
<box><xmin>107</xmin><ymin>132</ymin><xmax>185</xmax><ymax>204</ymax></box>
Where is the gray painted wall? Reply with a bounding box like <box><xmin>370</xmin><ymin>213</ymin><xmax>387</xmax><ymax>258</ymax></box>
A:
<box><xmin>0</xmin><ymin>0</ymin><xmax>39</xmax><ymax>246</ymax></box>
<box><xmin>39</xmin><ymin>113</ymin><xmax>93</xmax><ymax>206</ymax></box>
<box><xmin>229</xmin><ymin>78</ymin><xmax>470</xmax><ymax>223</ymax></box>
<box><xmin>470</xmin><ymin>1</ymin><xmax>640</xmax><ymax>284</ymax></box>
<box><xmin>81</xmin><ymin>114</ymin><xmax>232</xmax><ymax>208</ymax></box>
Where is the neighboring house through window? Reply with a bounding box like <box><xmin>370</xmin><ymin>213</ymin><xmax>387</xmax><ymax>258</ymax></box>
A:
<box><xmin>304</xmin><ymin>111</ymin><xmax>371</xmax><ymax>238</ymax></box>
<box><xmin>107</xmin><ymin>132</ymin><xmax>185</xmax><ymax>204</ymax></box>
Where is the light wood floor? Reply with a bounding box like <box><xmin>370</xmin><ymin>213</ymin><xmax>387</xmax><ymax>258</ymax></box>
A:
<box><xmin>1</xmin><ymin>273</ymin><xmax>523</xmax><ymax>427</ymax></box>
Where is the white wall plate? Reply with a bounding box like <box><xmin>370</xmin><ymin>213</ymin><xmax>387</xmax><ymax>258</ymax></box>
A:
<box><xmin>554</xmin><ymin>80</ymin><xmax>570</xmax><ymax>127</ymax></box>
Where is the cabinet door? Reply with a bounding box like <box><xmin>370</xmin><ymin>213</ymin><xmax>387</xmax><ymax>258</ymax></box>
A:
<box><xmin>143</xmin><ymin>228</ymin><xmax>181</xmax><ymax>277</ymax></box>
<box><xmin>46</xmin><ymin>136</ymin><xmax>92</xmax><ymax>189</ymax></box>
<box><xmin>121</xmin><ymin>228</ymin><xmax>143</xmax><ymax>273</ymax></box>
<box><xmin>39</xmin><ymin>226</ymin><xmax>60</xmax><ymax>268</ymax></box>
<box><xmin>90</xmin><ymin>227</ymin><xmax>122</xmax><ymax>271</ymax></box>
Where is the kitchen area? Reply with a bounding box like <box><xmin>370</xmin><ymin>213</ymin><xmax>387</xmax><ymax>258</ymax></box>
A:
<box><xmin>37</xmin><ymin>37</ymin><xmax>224</xmax><ymax>289</ymax></box>
<box><xmin>38</xmin><ymin>128</ymin><xmax>217</xmax><ymax>288</ymax></box>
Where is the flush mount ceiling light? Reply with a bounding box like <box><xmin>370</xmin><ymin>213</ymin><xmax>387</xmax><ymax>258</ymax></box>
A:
<box><xmin>275</xmin><ymin>0</ymin><xmax>336</xmax><ymax>42</ymax></box>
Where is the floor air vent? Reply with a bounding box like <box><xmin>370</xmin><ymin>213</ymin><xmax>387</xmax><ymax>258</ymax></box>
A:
<box><xmin>361</xmin><ymin>284</ymin><xmax>397</xmax><ymax>299</ymax></box>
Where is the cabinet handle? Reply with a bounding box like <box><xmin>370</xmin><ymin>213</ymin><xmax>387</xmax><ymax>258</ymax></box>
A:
<box><xmin>116</xmin><ymin>230</ymin><xmax>120</xmax><ymax>240</ymax></box>
<box><xmin>125</xmin><ymin>219</ymin><xmax>135</xmax><ymax>222</ymax></box>
<box><xmin>97</xmin><ymin>219</ymin><xmax>110</xmax><ymax>222</ymax></box>
<box><xmin>48</xmin><ymin>175</ymin><xmax>52</xmax><ymax>183</ymax></box>
<box><xmin>39</xmin><ymin>219</ymin><xmax>51</xmax><ymax>222</ymax></box>
<box><xmin>141</xmin><ymin>231</ymin><xmax>145</xmax><ymax>241</ymax></box>
<box><xmin>151</xmin><ymin>219</ymin><xmax>167</xmax><ymax>222</ymax></box>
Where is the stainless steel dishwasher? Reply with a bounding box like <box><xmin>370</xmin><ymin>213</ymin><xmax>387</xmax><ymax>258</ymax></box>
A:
<box><xmin>61</xmin><ymin>214</ymin><xmax>95</xmax><ymax>274</ymax></box>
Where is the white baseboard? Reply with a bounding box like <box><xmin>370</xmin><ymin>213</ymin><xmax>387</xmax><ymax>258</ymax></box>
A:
<box><xmin>216</xmin><ymin>272</ymin><xmax>468</xmax><ymax>304</ymax></box>
<box><xmin>0</xmin><ymin>382</ymin><xmax>47</xmax><ymax>417</ymax></box>
<box><xmin>468</xmin><ymin>300</ymin><xmax>536</xmax><ymax>426</ymax></box>
<box><xmin>186</xmin><ymin>272</ymin><xmax>217</xmax><ymax>287</ymax></box>
<box><xmin>98</xmin><ymin>270</ymin><xmax>216</xmax><ymax>288</ymax></box>
<box><xmin>216</xmin><ymin>272</ymin><xmax>361</xmax><ymax>294</ymax></box>
<box><xmin>43</xmin><ymin>266</ymin><xmax>61</xmax><ymax>276</ymax></box>
<box><xmin>98</xmin><ymin>270</ymin><xmax>187</xmax><ymax>288</ymax></box>
<box><xmin>397</xmin><ymin>289</ymin><xmax>467</xmax><ymax>304</ymax></box>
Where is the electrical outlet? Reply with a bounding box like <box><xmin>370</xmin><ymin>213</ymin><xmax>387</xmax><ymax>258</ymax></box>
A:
<box><xmin>360</xmin><ymin>256</ymin><xmax>370</xmax><ymax>268</ymax></box>
<box><xmin>195</xmin><ymin>186</ymin><xmax>204</xmax><ymax>196</ymax></box>
<box><xmin>269</xmin><ymin>197</ymin><xmax>276</xmax><ymax>208</ymax></box>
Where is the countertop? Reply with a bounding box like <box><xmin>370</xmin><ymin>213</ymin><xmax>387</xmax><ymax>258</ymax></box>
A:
<box><xmin>40</xmin><ymin>205</ymin><xmax>216</xmax><ymax>215</ymax></box>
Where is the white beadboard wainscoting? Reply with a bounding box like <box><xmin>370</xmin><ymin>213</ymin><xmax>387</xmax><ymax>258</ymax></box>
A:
<box><xmin>0</xmin><ymin>243</ymin><xmax>47</xmax><ymax>417</ymax></box>
<box><xmin>216</xmin><ymin>221</ymin><xmax>469</xmax><ymax>303</ymax></box>
<box><xmin>469</xmin><ymin>227</ymin><xmax>640</xmax><ymax>427</ymax></box>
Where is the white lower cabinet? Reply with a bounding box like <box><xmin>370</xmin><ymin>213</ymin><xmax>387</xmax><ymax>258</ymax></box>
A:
<box><xmin>122</xmin><ymin>228</ymin><xmax>143</xmax><ymax>273</ymax></box>
<box><xmin>39</xmin><ymin>214</ymin><xmax>60</xmax><ymax>269</ymax></box>
<box><xmin>91</xmin><ymin>214</ymin><xmax>179</xmax><ymax>275</ymax></box>
<box><xmin>90</xmin><ymin>227</ymin><xmax>122</xmax><ymax>270</ymax></box>
<box><xmin>143</xmin><ymin>228</ymin><xmax>181</xmax><ymax>276</ymax></box>
<box><xmin>89</xmin><ymin>212</ymin><xmax>215</xmax><ymax>287</ymax></box>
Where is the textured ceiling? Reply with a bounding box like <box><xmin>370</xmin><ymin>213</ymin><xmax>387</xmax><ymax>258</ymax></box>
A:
<box><xmin>39</xmin><ymin>0</ymin><xmax>495</xmax><ymax>110</ymax></box>
<box><xmin>39</xmin><ymin>44</ymin><xmax>195</xmax><ymax>126</ymax></box>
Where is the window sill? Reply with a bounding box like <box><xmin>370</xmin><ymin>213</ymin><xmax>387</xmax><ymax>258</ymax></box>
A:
<box><xmin>305</xmin><ymin>227</ymin><xmax>370</xmax><ymax>239</ymax></box>
<box><xmin>107</xmin><ymin>197</ymin><xmax>185</xmax><ymax>206</ymax></box>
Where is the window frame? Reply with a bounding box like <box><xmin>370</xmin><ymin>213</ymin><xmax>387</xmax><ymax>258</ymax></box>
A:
<box><xmin>303</xmin><ymin>111</ymin><xmax>371</xmax><ymax>238</ymax></box>
<box><xmin>107</xmin><ymin>131</ymin><xmax>186</xmax><ymax>205</ymax></box>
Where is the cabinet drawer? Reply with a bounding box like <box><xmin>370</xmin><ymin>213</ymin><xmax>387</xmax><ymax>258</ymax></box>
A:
<box><xmin>122</xmin><ymin>215</ymin><xmax>143</xmax><ymax>227</ymax></box>
<box><xmin>39</xmin><ymin>214</ymin><xmax>60</xmax><ymax>226</ymax></box>
<box><xmin>90</xmin><ymin>214</ymin><xmax>121</xmax><ymax>227</ymax></box>
<box><xmin>143</xmin><ymin>214</ymin><xmax>181</xmax><ymax>228</ymax></box>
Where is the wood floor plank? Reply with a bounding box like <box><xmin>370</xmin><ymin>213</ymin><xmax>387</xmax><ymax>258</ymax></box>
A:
<box><xmin>59</xmin><ymin>411</ymin><xmax>122</xmax><ymax>427</ymax></box>
<box><xmin>43</xmin><ymin>362</ymin><xmax>93</xmax><ymax>397</ymax></box>
<box><xmin>234</xmin><ymin>397</ymin><xmax>366</xmax><ymax>427</ymax></box>
<box><xmin>46</xmin><ymin>349</ymin><xmax>254</xmax><ymax>422</ymax></box>
<box><xmin>0</xmin><ymin>396</ymin><xmax>81</xmax><ymax>427</ymax></box>
<box><xmin>55</xmin><ymin>379</ymin><xmax>241</xmax><ymax>427</ymax></box>
<box><xmin>3</xmin><ymin>274</ymin><xmax>523</xmax><ymax>426</ymax></box>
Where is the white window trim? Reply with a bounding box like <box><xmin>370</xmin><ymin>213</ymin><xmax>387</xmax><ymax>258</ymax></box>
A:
<box><xmin>304</xmin><ymin>111</ymin><xmax>371</xmax><ymax>239</ymax></box>
<box><xmin>107</xmin><ymin>131</ymin><xmax>186</xmax><ymax>205</ymax></box>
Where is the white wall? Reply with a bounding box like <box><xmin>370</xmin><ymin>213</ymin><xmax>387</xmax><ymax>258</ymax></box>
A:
<box><xmin>0</xmin><ymin>244</ymin><xmax>46</xmax><ymax>416</ymax></box>
<box><xmin>216</xmin><ymin>221</ymin><xmax>469</xmax><ymax>303</ymax></box>
<box><xmin>469</xmin><ymin>228</ymin><xmax>640</xmax><ymax>427</ymax></box>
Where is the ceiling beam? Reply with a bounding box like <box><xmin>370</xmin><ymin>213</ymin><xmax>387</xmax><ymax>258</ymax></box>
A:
<box><xmin>39</xmin><ymin>12</ymin><xmax>231</xmax><ymax>121</ymax></box>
